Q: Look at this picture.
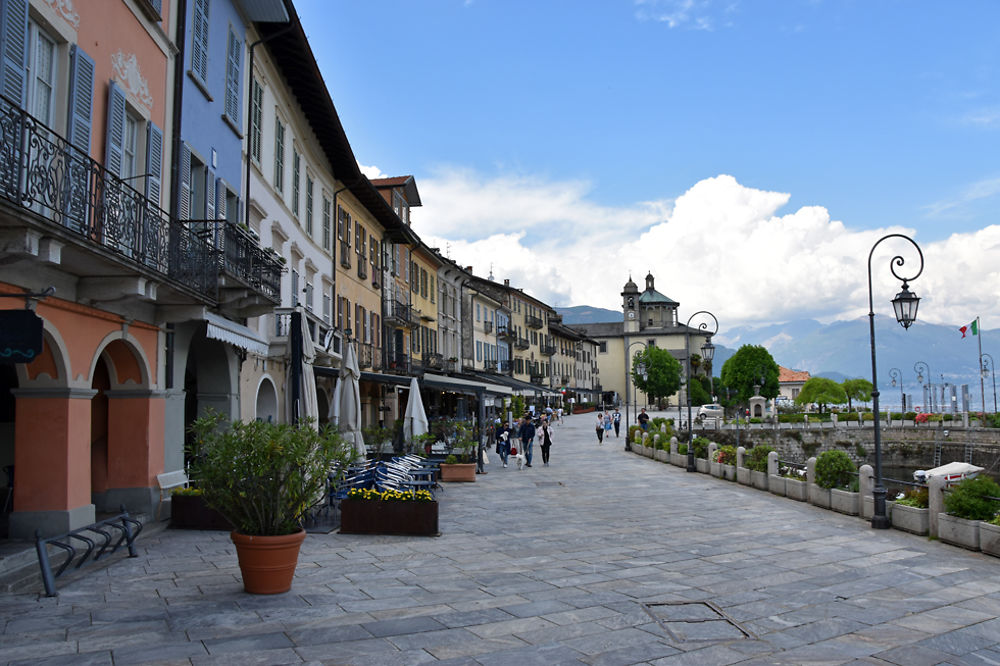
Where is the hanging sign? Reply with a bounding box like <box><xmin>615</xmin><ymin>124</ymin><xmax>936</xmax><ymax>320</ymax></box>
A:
<box><xmin>0</xmin><ymin>310</ymin><xmax>44</xmax><ymax>362</ymax></box>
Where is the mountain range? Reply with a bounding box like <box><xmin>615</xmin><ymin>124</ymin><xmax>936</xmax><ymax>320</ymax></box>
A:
<box><xmin>556</xmin><ymin>306</ymin><xmax>995</xmax><ymax>408</ymax></box>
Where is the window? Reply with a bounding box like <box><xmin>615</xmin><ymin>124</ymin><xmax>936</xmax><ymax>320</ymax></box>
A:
<box><xmin>224</xmin><ymin>27</ymin><xmax>241</xmax><ymax>124</ymax></box>
<box><xmin>336</xmin><ymin>297</ymin><xmax>343</xmax><ymax>329</ymax></box>
<box><xmin>273</xmin><ymin>116</ymin><xmax>284</xmax><ymax>192</ymax></box>
<box><xmin>369</xmin><ymin>235</ymin><xmax>378</xmax><ymax>272</ymax></box>
<box><xmin>250</xmin><ymin>77</ymin><xmax>262</xmax><ymax>163</ymax></box>
<box><xmin>122</xmin><ymin>110</ymin><xmax>139</xmax><ymax>180</ymax></box>
<box><xmin>27</xmin><ymin>23</ymin><xmax>56</xmax><ymax>124</ymax></box>
<box><xmin>420</xmin><ymin>269</ymin><xmax>427</xmax><ymax>298</ymax></box>
<box><xmin>598</xmin><ymin>341</ymin><xmax>607</xmax><ymax>353</ymax></box>
<box><xmin>305</xmin><ymin>282</ymin><xmax>314</xmax><ymax>311</ymax></box>
<box><xmin>291</xmin><ymin>270</ymin><xmax>299</xmax><ymax>307</ymax></box>
<box><xmin>190</xmin><ymin>0</ymin><xmax>209</xmax><ymax>83</ymax></box>
<box><xmin>430</xmin><ymin>276</ymin><xmax>435</xmax><ymax>303</ymax></box>
<box><xmin>291</xmin><ymin>151</ymin><xmax>300</xmax><ymax>217</ymax></box>
<box><xmin>476</xmin><ymin>304</ymin><xmax>480</xmax><ymax>321</ymax></box>
<box><xmin>323</xmin><ymin>293</ymin><xmax>330</xmax><ymax>323</ymax></box>
<box><xmin>411</xmin><ymin>261</ymin><xmax>418</xmax><ymax>292</ymax></box>
<box><xmin>345</xmin><ymin>298</ymin><xmax>351</xmax><ymax>333</ymax></box>
<box><xmin>392</xmin><ymin>191</ymin><xmax>409</xmax><ymax>224</ymax></box>
<box><xmin>305</xmin><ymin>175</ymin><xmax>313</xmax><ymax>236</ymax></box>
<box><xmin>322</xmin><ymin>196</ymin><xmax>331</xmax><ymax>251</ymax></box>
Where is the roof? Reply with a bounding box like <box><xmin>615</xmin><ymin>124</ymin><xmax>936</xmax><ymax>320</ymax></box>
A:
<box><xmin>371</xmin><ymin>175</ymin><xmax>422</xmax><ymax>207</ymax></box>
<box><xmin>779</xmin><ymin>366</ymin><xmax>811</xmax><ymax>383</ymax></box>
<box><xmin>638</xmin><ymin>289</ymin><xmax>678</xmax><ymax>305</ymax></box>
<box><xmin>574</xmin><ymin>322</ymin><xmax>624</xmax><ymax>338</ymax></box>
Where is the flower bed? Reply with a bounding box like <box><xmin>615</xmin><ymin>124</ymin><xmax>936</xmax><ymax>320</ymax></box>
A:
<box><xmin>340</xmin><ymin>489</ymin><xmax>438</xmax><ymax>536</ymax></box>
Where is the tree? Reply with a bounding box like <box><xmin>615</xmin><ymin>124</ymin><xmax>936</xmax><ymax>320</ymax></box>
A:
<box><xmin>795</xmin><ymin>377</ymin><xmax>847</xmax><ymax>412</ymax></box>
<box><xmin>688</xmin><ymin>377</ymin><xmax>712</xmax><ymax>406</ymax></box>
<box><xmin>719</xmin><ymin>345</ymin><xmax>780</xmax><ymax>404</ymax></box>
<box><xmin>842</xmin><ymin>378</ymin><xmax>873</xmax><ymax>412</ymax></box>
<box><xmin>632</xmin><ymin>347</ymin><xmax>682</xmax><ymax>405</ymax></box>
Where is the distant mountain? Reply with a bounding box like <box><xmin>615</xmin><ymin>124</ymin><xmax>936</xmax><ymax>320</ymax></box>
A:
<box><xmin>556</xmin><ymin>305</ymin><xmax>622</xmax><ymax>324</ymax></box>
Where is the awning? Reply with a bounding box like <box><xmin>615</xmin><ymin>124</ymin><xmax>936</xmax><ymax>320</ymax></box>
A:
<box><xmin>204</xmin><ymin>312</ymin><xmax>269</xmax><ymax>356</ymax></box>
<box><xmin>464</xmin><ymin>372</ymin><xmax>560</xmax><ymax>397</ymax></box>
<box><xmin>358</xmin><ymin>371</ymin><xmax>511</xmax><ymax>397</ymax></box>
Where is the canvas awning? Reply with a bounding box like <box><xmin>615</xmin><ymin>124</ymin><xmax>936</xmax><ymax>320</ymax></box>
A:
<box><xmin>357</xmin><ymin>371</ymin><xmax>511</xmax><ymax>397</ymax></box>
<box><xmin>204</xmin><ymin>312</ymin><xmax>269</xmax><ymax>356</ymax></box>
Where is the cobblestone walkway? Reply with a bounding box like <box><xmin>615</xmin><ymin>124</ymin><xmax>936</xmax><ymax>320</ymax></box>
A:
<box><xmin>1</xmin><ymin>413</ymin><xmax>999</xmax><ymax>665</ymax></box>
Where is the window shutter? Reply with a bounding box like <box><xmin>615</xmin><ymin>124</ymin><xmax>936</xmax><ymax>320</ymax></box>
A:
<box><xmin>178</xmin><ymin>143</ymin><xmax>191</xmax><ymax>219</ymax></box>
<box><xmin>0</xmin><ymin>0</ymin><xmax>28</xmax><ymax>106</ymax></box>
<box><xmin>205</xmin><ymin>168</ymin><xmax>215</xmax><ymax>220</ymax></box>
<box><xmin>215</xmin><ymin>178</ymin><xmax>227</xmax><ymax>220</ymax></box>
<box><xmin>191</xmin><ymin>0</ymin><xmax>209</xmax><ymax>81</ymax></box>
<box><xmin>225</xmin><ymin>28</ymin><xmax>241</xmax><ymax>121</ymax></box>
<box><xmin>66</xmin><ymin>45</ymin><xmax>95</xmax><ymax>152</ymax></box>
<box><xmin>145</xmin><ymin>121</ymin><xmax>163</xmax><ymax>207</ymax></box>
<box><xmin>104</xmin><ymin>81</ymin><xmax>126</xmax><ymax>177</ymax></box>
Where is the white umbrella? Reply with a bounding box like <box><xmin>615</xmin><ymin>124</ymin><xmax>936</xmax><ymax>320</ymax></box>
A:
<box><xmin>403</xmin><ymin>376</ymin><xmax>428</xmax><ymax>451</ymax></box>
<box><xmin>336</xmin><ymin>341</ymin><xmax>366</xmax><ymax>460</ymax></box>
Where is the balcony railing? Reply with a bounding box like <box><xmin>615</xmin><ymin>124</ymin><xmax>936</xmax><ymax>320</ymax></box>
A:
<box><xmin>496</xmin><ymin>324</ymin><xmax>516</xmax><ymax>341</ymax></box>
<box><xmin>0</xmin><ymin>94</ymin><xmax>215</xmax><ymax>301</ymax></box>
<box><xmin>530</xmin><ymin>372</ymin><xmax>545</xmax><ymax>384</ymax></box>
<box><xmin>483</xmin><ymin>320</ymin><xmax>493</xmax><ymax>333</ymax></box>
<box><xmin>386</xmin><ymin>350</ymin><xmax>410</xmax><ymax>374</ymax></box>
<box><xmin>422</xmin><ymin>352</ymin><xmax>443</xmax><ymax>371</ymax></box>
<box><xmin>514</xmin><ymin>336</ymin><xmax>530</xmax><ymax>350</ymax></box>
<box><xmin>189</xmin><ymin>219</ymin><xmax>282</xmax><ymax>303</ymax></box>
<box><xmin>525</xmin><ymin>314</ymin><xmax>543</xmax><ymax>329</ymax></box>
<box><xmin>498</xmin><ymin>360</ymin><xmax>512</xmax><ymax>373</ymax></box>
<box><xmin>357</xmin><ymin>341</ymin><xmax>375</xmax><ymax>369</ymax></box>
<box><xmin>540</xmin><ymin>343</ymin><xmax>557</xmax><ymax>356</ymax></box>
<box><xmin>384</xmin><ymin>299</ymin><xmax>413</xmax><ymax>326</ymax></box>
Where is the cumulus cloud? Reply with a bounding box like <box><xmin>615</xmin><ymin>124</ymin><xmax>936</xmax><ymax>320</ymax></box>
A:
<box><xmin>410</xmin><ymin>169</ymin><xmax>987</xmax><ymax>331</ymax></box>
<box><xmin>358</xmin><ymin>163</ymin><xmax>387</xmax><ymax>179</ymax></box>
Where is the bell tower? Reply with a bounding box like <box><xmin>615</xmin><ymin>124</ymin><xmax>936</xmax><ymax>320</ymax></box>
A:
<box><xmin>622</xmin><ymin>275</ymin><xmax>640</xmax><ymax>334</ymax></box>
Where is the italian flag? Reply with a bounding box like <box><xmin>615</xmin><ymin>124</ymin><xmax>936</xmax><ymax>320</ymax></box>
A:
<box><xmin>960</xmin><ymin>320</ymin><xmax>978</xmax><ymax>338</ymax></box>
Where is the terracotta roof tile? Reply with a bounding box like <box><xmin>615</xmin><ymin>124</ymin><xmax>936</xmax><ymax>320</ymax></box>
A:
<box><xmin>779</xmin><ymin>366</ymin><xmax>810</xmax><ymax>383</ymax></box>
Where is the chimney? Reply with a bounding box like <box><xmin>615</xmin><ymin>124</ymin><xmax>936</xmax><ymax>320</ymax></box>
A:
<box><xmin>466</xmin><ymin>266</ymin><xmax>473</xmax><ymax>273</ymax></box>
<box><xmin>504</xmin><ymin>279</ymin><xmax>510</xmax><ymax>287</ymax></box>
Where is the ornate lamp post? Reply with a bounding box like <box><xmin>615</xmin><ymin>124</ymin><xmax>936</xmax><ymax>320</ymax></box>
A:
<box><xmin>888</xmin><ymin>368</ymin><xmax>904</xmax><ymax>412</ymax></box>
<box><xmin>686</xmin><ymin>311</ymin><xmax>718</xmax><ymax>473</ymax></box>
<box><xmin>624</xmin><ymin>341</ymin><xmax>647</xmax><ymax>451</ymax></box>
<box><xmin>914</xmin><ymin>361</ymin><xmax>932</xmax><ymax>412</ymax></box>
<box><xmin>983</xmin><ymin>353</ymin><xmax>997</xmax><ymax>414</ymax></box>
<box><xmin>868</xmin><ymin>234</ymin><xmax>923</xmax><ymax>529</ymax></box>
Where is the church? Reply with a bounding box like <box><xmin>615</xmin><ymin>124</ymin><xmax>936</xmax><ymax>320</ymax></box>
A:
<box><xmin>575</xmin><ymin>273</ymin><xmax>716</xmax><ymax>412</ymax></box>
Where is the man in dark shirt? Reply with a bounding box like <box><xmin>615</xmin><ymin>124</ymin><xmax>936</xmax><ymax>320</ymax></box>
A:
<box><xmin>519</xmin><ymin>415</ymin><xmax>536</xmax><ymax>467</ymax></box>
<box><xmin>637</xmin><ymin>408</ymin><xmax>650</xmax><ymax>431</ymax></box>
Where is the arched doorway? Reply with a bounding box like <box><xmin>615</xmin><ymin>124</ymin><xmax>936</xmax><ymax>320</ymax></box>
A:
<box><xmin>184</xmin><ymin>329</ymin><xmax>236</xmax><ymax>459</ymax></box>
<box><xmin>90</xmin><ymin>357</ymin><xmax>110</xmax><ymax>506</ymax></box>
<box><xmin>316</xmin><ymin>386</ymin><xmax>330</xmax><ymax>427</ymax></box>
<box><xmin>0</xmin><ymin>363</ymin><xmax>17</xmax><ymax>535</ymax></box>
<box><xmin>255</xmin><ymin>377</ymin><xmax>278</xmax><ymax>423</ymax></box>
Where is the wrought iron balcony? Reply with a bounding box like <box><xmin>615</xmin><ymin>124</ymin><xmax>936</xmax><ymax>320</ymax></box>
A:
<box><xmin>0</xmin><ymin>94</ymin><xmax>216</xmax><ymax>303</ymax></box>
<box><xmin>530</xmin><ymin>371</ymin><xmax>546</xmax><ymax>384</ymax></box>
<box><xmin>540</xmin><ymin>343</ymin><xmax>557</xmax><ymax>356</ymax></box>
<box><xmin>357</xmin><ymin>341</ymin><xmax>374</xmax><ymax>369</ymax></box>
<box><xmin>189</xmin><ymin>219</ymin><xmax>283</xmax><ymax>312</ymax></box>
<box><xmin>422</xmin><ymin>352</ymin><xmax>443</xmax><ymax>371</ymax></box>
<box><xmin>384</xmin><ymin>298</ymin><xmax>414</xmax><ymax>326</ymax></box>
<box><xmin>525</xmin><ymin>314</ymin><xmax>543</xmax><ymax>329</ymax></box>
<box><xmin>496</xmin><ymin>324</ymin><xmax>516</xmax><ymax>341</ymax></box>
<box><xmin>499</xmin><ymin>360</ymin><xmax>513</xmax><ymax>373</ymax></box>
<box><xmin>514</xmin><ymin>336</ymin><xmax>530</xmax><ymax>350</ymax></box>
<box><xmin>386</xmin><ymin>350</ymin><xmax>411</xmax><ymax>374</ymax></box>
<box><xmin>483</xmin><ymin>320</ymin><xmax>493</xmax><ymax>333</ymax></box>
<box><xmin>442</xmin><ymin>357</ymin><xmax>458</xmax><ymax>373</ymax></box>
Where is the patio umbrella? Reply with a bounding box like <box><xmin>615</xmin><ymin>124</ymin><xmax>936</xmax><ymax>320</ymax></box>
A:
<box><xmin>403</xmin><ymin>376</ymin><xmax>428</xmax><ymax>451</ymax></box>
<box><xmin>334</xmin><ymin>341</ymin><xmax>366</xmax><ymax>460</ymax></box>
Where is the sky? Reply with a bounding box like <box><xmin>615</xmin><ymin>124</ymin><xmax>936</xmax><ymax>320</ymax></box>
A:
<box><xmin>294</xmin><ymin>0</ymin><xmax>1000</xmax><ymax>334</ymax></box>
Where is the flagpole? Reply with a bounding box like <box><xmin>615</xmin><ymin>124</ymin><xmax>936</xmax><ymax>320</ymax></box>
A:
<box><xmin>979</xmin><ymin>316</ymin><xmax>986</xmax><ymax>417</ymax></box>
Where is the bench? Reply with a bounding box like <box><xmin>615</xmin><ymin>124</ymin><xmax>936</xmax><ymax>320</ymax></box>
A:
<box><xmin>156</xmin><ymin>470</ymin><xmax>189</xmax><ymax>520</ymax></box>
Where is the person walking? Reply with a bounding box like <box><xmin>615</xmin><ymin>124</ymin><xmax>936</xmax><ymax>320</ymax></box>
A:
<box><xmin>604</xmin><ymin>411</ymin><xmax>613</xmax><ymax>439</ymax></box>
<box><xmin>496</xmin><ymin>421</ymin><xmax>511</xmax><ymax>467</ymax></box>
<box><xmin>539</xmin><ymin>418</ymin><xmax>554</xmax><ymax>466</ymax></box>
<box><xmin>595</xmin><ymin>412</ymin><xmax>605</xmax><ymax>444</ymax></box>
<box><xmin>612</xmin><ymin>408</ymin><xmax>622</xmax><ymax>437</ymax></box>
<box><xmin>519</xmin><ymin>415</ymin><xmax>536</xmax><ymax>467</ymax></box>
<box><xmin>638</xmin><ymin>407</ymin><xmax>650</xmax><ymax>431</ymax></box>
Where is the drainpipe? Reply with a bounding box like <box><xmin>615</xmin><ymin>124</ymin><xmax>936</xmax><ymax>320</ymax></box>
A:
<box><xmin>168</xmin><ymin>0</ymin><xmax>187</xmax><ymax>220</ymax></box>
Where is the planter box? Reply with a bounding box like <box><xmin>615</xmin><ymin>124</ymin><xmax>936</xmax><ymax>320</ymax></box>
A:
<box><xmin>980</xmin><ymin>521</ymin><xmax>1000</xmax><ymax>557</ymax></box>
<box><xmin>710</xmin><ymin>461</ymin><xmax>722</xmax><ymax>478</ymax></box>
<box><xmin>809</xmin><ymin>485</ymin><xmax>831</xmax><ymax>509</ymax></box>
<box><xmin>891</xmin><ymin>504</ymin><xmax>929</xmax><ymax>535</ymax></box>
<box><xmin>862</xmin><ymin>496</ymin><xmax>894</xmax><ymax>521</ymax></box>
<box><xmin>768</xmin><ymin>475</ymin><xmax>786</xmax><ymax>496</ymax></box>
<box><xmin>830</xmin><ymin>489</ymin><xmax>859</xmax><ymax>516</ymax></box>
<box><xmin>670</xmin><ymin>453</ymin><xmax>686</xmax><ymax>467</ymax></box>
<box><xmin>169</xmin><ymin>494</ymin><xmax>233</xmax><ymax>531</ymax></box>
<box><xmin>340</xmin><ymin>500</ymin><xmax>439</xmax><ymax>536</ymax></box>
<box><xmin>750</xmin><ymin>470</ymin><xmax>768</xmax><ymax>490</ymax></box>
<box><xmin>721</xmin><ymin>464</ymin><xmax>736</xmax><ymax>481</ymax></box>
<box><xmin>937</xmin><ymin>513</ymin><xmax>980</xmax><ymax>551</ymax></box>
<box><xmin>654</xmin><ymin>449</ymin><xmax>669</xmax><ymax>463</ymax></box>
<box><xmin>696</xmin><ymin>458</ymin><xmax>709</xmax><ymax>474</ymax></box>
<box><xmin>439</xmin><ymin>463</ymin><xmax>476</xmax><ymax>482</ymax></box>
<box><xmin>737</xmin><ymin>467</ymin><xmax>750</xmax><ymax>485</ymax></box>
<box><xmin>785</xmin><ymin>478</ymin><xmax>806</xmax><ymax>501</ymax></box>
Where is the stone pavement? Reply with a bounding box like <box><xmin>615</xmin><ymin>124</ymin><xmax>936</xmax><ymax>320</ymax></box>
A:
<box><xmin>2</xmin><ymin>412</ymin><xmax>1000</xmax><ymax>665</ymax></box>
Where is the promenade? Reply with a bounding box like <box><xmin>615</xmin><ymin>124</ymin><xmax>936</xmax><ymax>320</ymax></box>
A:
<box><xmin>2</xmin><ymin>412</ymin><xmax>999</xmax><ymax>665</ymax></box>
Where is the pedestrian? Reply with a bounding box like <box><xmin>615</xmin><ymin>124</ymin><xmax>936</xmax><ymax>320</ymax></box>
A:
<box><xmin>496</xmin><ymin>421</ymin><xmax>511</xmax><ymax>467</ymax></box>
<box><xmin>638</xmin><ymin>407</ymin><xmax>650</xmax><ymax>431</ymax></box>
<box><xmin>556</xmin><ymin>407</ymin><xmax>563</xmax><ymax>424</ymax></box>
<box><xmin>604</xmin><ymin>411</ymin><xmax>612</xmax><ymax>438</ymax></box>
<box><xmin>519</xmin><ymin>415</ymin><xmax>536</xmax><ymax>467</ymax></box>
<box><xmin>612</xmin><ymin>408</ymin><xmax>622</xmax><ymax>437</ymax></box>
<box><xmin>595</xmin><ymin>412</ymin><xmax>605</xmax><ymax>444</ymax></box>
<box><xmin>539</xmin><ymin>418</ymin><xmax>554</xmax><ymax>466</ymax></box>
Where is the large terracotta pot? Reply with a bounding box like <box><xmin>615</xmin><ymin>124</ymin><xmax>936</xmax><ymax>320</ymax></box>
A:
<box><xmin>230</xmin><ymin>529</ymin><xmax>306</xmax><ymax>594</ymax></box>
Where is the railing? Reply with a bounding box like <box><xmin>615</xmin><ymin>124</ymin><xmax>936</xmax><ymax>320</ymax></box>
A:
<box><xmin>499</xmin><ymin>360</ymin><xmax>513</xmax><ymax>373</ymax></box>
<box><xmin>540</xmin><ymin>343</ymin><xmax>557</xmax><ymax>356</ymax></box>
<box><xmin>386</xmin><ymin>350</ymin><xmax>410</xmax><ymax>374</ymax></box>
<box><xmin>423</xmin><ymin>352</ymin><xmax>443</xmax><ymax>371</ymax></box>
<box><xmin>442</xmin><ymin>358</ymin><xmax>458</xmax><ymax>372</ymax></box>
<box><xmin>496</xmin><ymin>324</ymin><xmax>515</xmax><ymax>340</ymax></box>
<box><xmin>357</xmin><ymin>341</ymin><xmax>374</xmax><ymax>369</ymax></box>
<box><xmin>530</xmin><ymin>372</ymin><xmax>546</xmax><ymax>384</ymax></box>
<box><xmin>385</xmin><ymin>299</ymin><xmax>413</xmax><ymax>325</ymax></box>
<box><xmin>525</xmin><ymin>314</ymin><xmax>543</xmax><ymax>329</ymax></box>
<box><xmin>0</xmin><ymin>94</ymin><xmax>216</xmax><ymax>301</ymax></box>
<box><xmin>274</xmin><ymin>308</ymin><xmax>341</xmax><ymax>357</ymax></box>
<box><xmin>515</xmin><ymin>336</ymin><xmax>530</xmax><ymax>350</ymax></box>
<box><xmin>483</xmin><ymin>320</ymin><xmax>493</xmax><ymax>333</ymax></box>
<box><xmin>189</xmin><ymin>219</ymin><xmax>282</xmax><ymax>303</ymax></box>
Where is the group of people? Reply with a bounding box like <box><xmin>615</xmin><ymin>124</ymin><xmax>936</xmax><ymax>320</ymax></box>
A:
<box><xmin>593</xmin><ymin>407</ymin><xmax>648</xmax><ymax>444</ymax></box>
<box><xmin>494</xmin><ymin>412</ymin><xmax>557</xmax><ymax>468</ymax></box>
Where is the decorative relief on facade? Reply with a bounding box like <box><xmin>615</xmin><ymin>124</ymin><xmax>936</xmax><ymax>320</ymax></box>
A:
<box><xmin>44</xmin><ymin>0</ymin><xmax>80</xmax><ymax>28</ymax></box>
<box><xmin>112</xmin><ymin>51</ymin><xmax>154</xmax><ymax>112</ymax></box>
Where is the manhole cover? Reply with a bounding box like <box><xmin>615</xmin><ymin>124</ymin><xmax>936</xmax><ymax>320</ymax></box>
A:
<box><xmin>642</xmin><ymin>601</ymin><xmax>756</xmax><ymax>643</ymax></box>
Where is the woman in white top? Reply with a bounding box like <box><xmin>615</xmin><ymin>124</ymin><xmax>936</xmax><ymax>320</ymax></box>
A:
<box><xmin>595</xmin><ymin>412</ymin><xmax>605</xmax><ymax>444</ymax></box>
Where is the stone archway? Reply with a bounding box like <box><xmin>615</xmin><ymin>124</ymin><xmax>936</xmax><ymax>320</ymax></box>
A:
<box><xmin>255</xmin><ymin>377</ymin><xmax>278</xmax><ymax>423</ymax></box>
<box><xmin>183</xmin><ymin>328</ymin><xmax>237</xmax><ymax>463</ymax></box>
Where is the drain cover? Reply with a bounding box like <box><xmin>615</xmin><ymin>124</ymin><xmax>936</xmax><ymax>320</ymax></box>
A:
<box><xmin>642</xmin><ymin>601</ymin><xmax>756</xmax><ymax>643</ymax></box>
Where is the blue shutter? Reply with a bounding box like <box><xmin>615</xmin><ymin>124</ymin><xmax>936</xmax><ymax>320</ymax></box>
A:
<box><xmin>178</xmin><ymin>143</ymin><xmax>191</xmax><ymax>219</ymax></box>
<box><xmin>0</xmin><ymin>0</ymin><xmax>28</xmax><ymax>106</ymax></box>
<box><xmin>66</xmin><ymin>45</ymin><xmax>95</xmax><ymax>152</ymax></box>
<box><xmin>225</xmin><ymin>28</ymin><xmax>241</xmax><ymax>122</ymax></box>
<box><xmin>104</xmin><ymin>81</ymin><xmax>126</xmax><ymax>177</ymax></box>
<box><xmin>144</xmin><ymin>121</ymin><xmax>163</xmax><ymax>207</ymax></box>
<box><xmin>191</xmin><ymin>0</ymin><xmax>209</xmax><ymax>81</ymax></box>
<box><xmin>205</xmin><ymin>168</ymin><xmax>215</xmax><ymax>220</ymax></box>
<box><xmin>215</xmin><ymin>177</ymin><xmax>227</xmax><ymax>220</ymax></box>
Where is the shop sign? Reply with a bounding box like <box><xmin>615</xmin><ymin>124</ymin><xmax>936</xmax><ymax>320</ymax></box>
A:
<box><xmin>0</xmin><ymin>310</ymin><xmax>44</xmax><ymax>362</ymax></box>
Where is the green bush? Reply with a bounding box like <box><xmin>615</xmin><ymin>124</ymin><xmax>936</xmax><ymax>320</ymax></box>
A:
<box><xmin>629</xmin><ymin>425</ymin><xmax>643</xmax><ymax>443</ymax></box>
<box><xmin>944</xmin><ymin>476</ymin><xmax>1000</xmax><ymax>521</ymax></box>
<box><xmin>677</xmin><ymin>442</ymin><xmax>688</xmax><ymax>455</ymax></box>
<box><xmin>749</xmin><ymin>417</ymin><xmax>762</xmax><ymax>424</ymax></box>
<box><xmin>904</xmin><ymin>411</ymin><xmax>918</xmax><ymax>420</ymax></box>
<box><xmin>943</xmin><ymin>413</ymin><xmax>954</xmax><ymax>422</ymax></box>
<box><xmin>715</xmin><ymin>444</ymin><xmax>737</xmax><ymax>465</ymax></box>
<box><xmin>692</xmin><ymin>436</ymin><xmax>710</xmax><ymax>460</ymax></box>
<box><xmin>840</xmin><ymin>413</ymin><xmax>859</xmax><ymax>422</ymax></box>
<box><xmin>778</xmin><ymin>413</ymin><xmax>805</xmax><ymax>423</ymax></box>
<box><xmin>745</xmin><ymin>445</ymin><xmax>774</xmax><ymax>472</ymax></box>
<box><xmin>657</xmin><ymin>437</ymin><xmax>670</xmax><ymax>451</ymax></box>
<box><xmin>862</xmin><ymin>412</ymin><xmax>874</xmax><ymax>422</ymax></box>
<box><xmin>896</xmin><ymin>487</ymin><xmax>928</xmax><ymax>508</ymax></box>
<box><xmin>815</xmin><ymin>450</ymin><xmax>855</xmax><ymax>489</ymax></box>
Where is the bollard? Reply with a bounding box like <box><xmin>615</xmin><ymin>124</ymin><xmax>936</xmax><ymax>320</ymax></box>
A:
<box><xmin>928</xmin><ymin>475</ymin><xmax>945</xmax><ymax>538</ymax></box>
<box><xmin>859</xmin><ymin>464</ymin><xmax>874</xmax><ymax>520</ymax></box>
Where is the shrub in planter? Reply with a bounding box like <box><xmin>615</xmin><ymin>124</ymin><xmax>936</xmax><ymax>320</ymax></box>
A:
<box><xmin>896</xmin><ymin>487</ymin><xmax>928</xmax><ymax>509</ymax></box>
<box><xmin>944</xmin><ymin>476</ymin><xmax>1000</xmax><ymax>522</ymax></box>
<box><xmin>692</xmin><ymin>436</ymin><xmax>710</xmax><ymax>460</ymax></box>
<box><xmin>745</xmin><ymin>445</ymin><xmax>773</xmax><ymax>473</ymax></box>
<box><xmin>892</xmin><ymin>487</ymin><xmax>929</xmax><ymax>535</ymax></box>
<box><xmin>815</xmin><ymin>450</ymin><xmax>855</xmax><ymax>489</ymax></box>
<box><xmin>982</xmin><ymin>514</ymin><xmax>1000</xmax><ymax>557</ymax></box>
<box><xmin>714</xmin><ymin>445</ymin><xmax>737</xmax><ymax>466</ymax></box>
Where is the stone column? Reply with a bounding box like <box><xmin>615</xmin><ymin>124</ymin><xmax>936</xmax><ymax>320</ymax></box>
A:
<box><xmin>928</xmin><ymin>475</ymin><xmax>946</xmax><ymax>538</ymax></box>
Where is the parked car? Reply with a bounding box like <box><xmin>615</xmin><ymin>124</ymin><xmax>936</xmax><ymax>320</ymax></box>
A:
<box><xmin>697</xmin><ymin>404</ymin><xmax>724</xmax><ymax>420</ymax></box>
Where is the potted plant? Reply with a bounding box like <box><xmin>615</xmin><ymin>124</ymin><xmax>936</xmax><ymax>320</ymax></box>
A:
<box><xmin>692</xmin><ymin>436</ymin><xmax>711</xmax><ymax>473</ymax></box>
<box><xmin>891</xmin><ymin>487</ymin><xmax>930</xmax><ymax>535</ymax></box>
<box><xmin>189</xmin><ymin>414</ymin><xmax>352</xmax><ymax>594</ymax></box>
<box><xmin>169</xmin><ymin>487</ymin><xmax>233</xmax><ymax>531</ymax></box>
<box><xmin>340</xmin><ymin>487</ymin><xmax>438</xmax><ymax>536</ymax></box>
<box><xmin>438</xmin><ymin>420</ymin><xmax>477</xmax><ymax>482</ymax></box>
<box><xmin>746</xmin><ymin>445</ymin><xmax>772</xmax><ymax>490</ymax></box>
<box><xmin>816</xmin><ymin>450</ymin><xmax>859</xmax><ymax>515</ymax></box>
<box><xmin>715</xmin><ymin>445</ymin><xmax>737</xmax><ymax>481</ymax></box>
<box><xmin>783</xmin><ymin>465</ymin><xmax>807</xmax><ymax>501</ymax></box>
<box><xmin>938</xmin><ymin>476</ymin><xmax>1000</xmax><ymax>551</ymax></box>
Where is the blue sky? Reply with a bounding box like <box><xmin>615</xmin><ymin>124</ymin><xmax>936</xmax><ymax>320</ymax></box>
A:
<box><xmin>296</xmin><ymin>0</ymin><xmax>1000</xmax><ymax>330</ymax></box>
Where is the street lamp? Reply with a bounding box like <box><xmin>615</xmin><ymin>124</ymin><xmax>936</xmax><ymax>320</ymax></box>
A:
<box><xmin>914</xmin><ymin>361</ymin><xmax>932</xmax><ymax>413</ymax></box>
<box><xmin>868</xmin><ymin>234</ymin><xmax>923</xmax><ymax>529</ymax></box>
<box><xmin>686</xmin><ymin>311</ymin><xmax>719</xmax><ymax>473</ymax></box>
<box><xmin>624</xmin><ymin>341</ymin><xmax>647</xmax><ymax>451</ymax></box>
<box><xmin>888</xmin><ymin>368</ymin><xmax>904</xmax><ymax>412</ymax></box>
<box><xmin>983</xmin><ymin>353</ymin><xmax>997</xmax><ymax>413</ymax></box>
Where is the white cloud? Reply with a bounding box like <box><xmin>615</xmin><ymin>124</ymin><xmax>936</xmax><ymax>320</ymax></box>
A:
<box><xmin>410</xmin><ymin>169</ymin><xmax>991</xmax><ymax>331</ymax></box>
<box><xmin>358</xmin><ymin>163</ymin><xmax>387</xmax><ymax>179</ymax></box>
<box><xmin>923</xmin><ymin>176</ymin><xmax>1000</xmax><ymax>217</ymax></box>
<box><xmin>633</xmin><ymin>0</ymin><xmax>736</xmax><ymax>30</ymax></box>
